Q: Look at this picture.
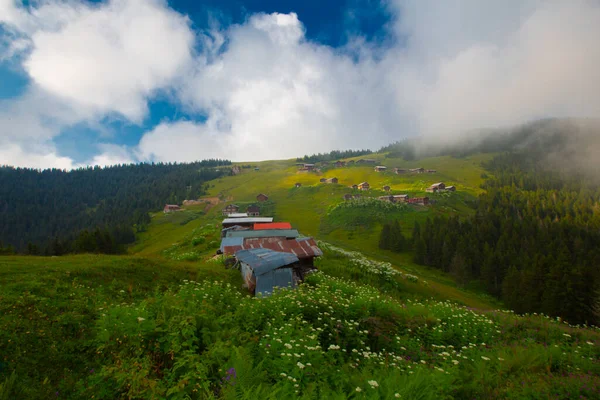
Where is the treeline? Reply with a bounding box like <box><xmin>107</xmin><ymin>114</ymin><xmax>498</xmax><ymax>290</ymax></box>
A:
<box><xmin>0</xmin><ymin>160</ymin><xmax>229</xmax><ymax>254</ymax></box>
<box><xmin>297</xmin><ymin>149</ymin><xmax>372</xmax><ymax>163</ymax></box>
<box><xmin>378</xmin><ymin>220</ymin><xmax>409</xmax><ymax>252</ymax></box>
<box><xmin>409</xmin><ymin>151</ymin><xmax>600</xmax><ymax>325</ymax></box>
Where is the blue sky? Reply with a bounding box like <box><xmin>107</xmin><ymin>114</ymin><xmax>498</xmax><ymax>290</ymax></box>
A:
<box><xmin>0</xmin><ymin>0</ymin><xmax>599</xmax><ymax>168</ymax></box>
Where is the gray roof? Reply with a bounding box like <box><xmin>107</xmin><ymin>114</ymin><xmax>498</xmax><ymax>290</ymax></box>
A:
<box><xmin>236</xmin><ymin>248</ymin><xmax>299</xmax><ymax>276</ymax></box>
<box><xmin>220</xmin><ymin>237</ymin><xmax>244</xmax><ymax>252</ymax></box>
<box><xmin>226</xmin><ymin>229</ymin><xmax>300</xmax><ymax>239</ymax></box>
<box><xmin>222</xmin><ymin>217</ymin><xmax>274</xmax><ymax>224</ymax></box>
<box><xmin>227</xmin><ymin>213</ymin><xmax>249</xmax><ymax>218</ymax></box>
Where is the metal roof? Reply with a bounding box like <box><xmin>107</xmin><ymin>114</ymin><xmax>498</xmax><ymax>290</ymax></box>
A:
<box><xmin>235</xmin><ymin>248</ymin><xmax>299</xmax><ymax>276</ymax></box>
<box><xmin>222</xmin><ymin>217</ymin><xmax>273</xmax><ymax>224</ymax></box>
<box><xmin>226</xmin><ymin>229</ymin><xmax>299</xmax><ymax>239</ymax></box>
<box><xmin>227</xmin><ymin>213</ymin><xmax>249</xmax><ymax>218</ymax></box>
<box><xmin>254</xmin><ymin>222</ymin><xmax>292</xmax><ymax>230</ymax></box>
<box><xmin>223</xmin><ymin>237</ymin><xmax>323</xmax><ymax>258</ymax></box>
<box><xmin>219</xmin><ymin>237</ymin><xmax>244</xmax><ymax>253</ymax></box>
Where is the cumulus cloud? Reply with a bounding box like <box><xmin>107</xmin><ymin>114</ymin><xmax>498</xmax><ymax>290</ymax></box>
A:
<box><xmin>0</xmin><ymin>142</ymin><xmax>75</xmax><ymax>169</ymax></box>
<box><xmin>133</xmin><ymin>0</ymin><xmax>600</xmax><ymax>163</ymax></box>
<box><xmin>2</xmin><ymin>0</ymin><xmax>600</xmax><ymax>167</ymax></box>
<box><xmin>0</xmin><ymin>0</ymin><xmax>195</xmax><ymax>168</ymax></box>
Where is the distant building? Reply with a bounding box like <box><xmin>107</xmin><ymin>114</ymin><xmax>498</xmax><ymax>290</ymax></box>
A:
<box><xmin>426</xmin><ymin>182</ymin><xmax>446</xmax><ymax>193</ymax></box>
<box><xmin>409</xmin><ymin>167</ymin><xmax>425</xmax><ymax>173</ymax></box>
<box><xmin>394</xmin><ymin>168</ymin><xmax>407</xmax><ymax>174</ymax></box>
<box><xmin>295</xmin><ymin>182</ymin><xmax>302</xmax><ymax>188</ymax></box>
<box><xmin>247</xmin><ymin>205</ymin><xmax>260</xmax><ymax>216</ymax></box>
<box><xmin>374</xmin><ymin>166</ymin><xmax>387</xmax><ymax>172</ymax></box>
<box><xmin>320</xmin><ymin>178</ymin><xmax>327</xmax><ymax>183</ymax></box>
<box><xmin>299</xmin><ymin>163</ymin><xmax>316</xmax><ymax>171</ymax></box>
<box><xmin>445</xmin><ymin>186</ymin><xmax>456</xmax><ymax>192</ymax></box>
<box><xmin>358</xmin><ymin>182</ymin><xmax>370</xmax><ymax>191</ymax></box>
<box><xmin>427</xmin><ymin>169</ymin><xmax>437</xmax><ymax>173</ymax></box>
<box><xmin>378</xmin><ymin>195</ymin><xmax>394</xmax><ymax>202</ymax></box>
<box><xmin>222</xmin><ymin>204</ymin><xmax>240</xmax><ymax>216</ymax></box>
<box><xmin>383</xmin><ymin>185</ymin><xmax>391</xmax><ymax>192</ymax></box>
<box><xmin>392</xmin><ymin>195</ymin><xmax>409</xmax><ymax>202</ymax></box>
<box><xmin>227</xmin><ymin>213</ymin><xmax>249</xmax><ymax>218</ymax></box>
<box><xmin>351</xmin><ymin>184</ymin><xmax>359</xmax><ymax>190</ymax></box>
<box><xmin>343</xmin><ymin>194</ymin><xmax>353</xmax><ymax>201</ymax></box>
<box><xmin>231</xmin><ymin>165</ymin><xmax>241</xmax><ymax>175</ymax></box>
<box><xmin>163</xmin><ymin>204</ymin><xmax>181</xmax><ymax>213</ymax></box>
<box><xmin>335</xmin><ymin>161</ymin><xmax>346</xmax><ymax>168</ymax></box>
<box><xmin>256</xmin><ymin>193</ymin><xmax>269</xmax><ymax>202</ymax></box>
<box><xmin>325</xmin><ymin>177</ymin><xmax>338</xmax><ymax>184</ymax></box>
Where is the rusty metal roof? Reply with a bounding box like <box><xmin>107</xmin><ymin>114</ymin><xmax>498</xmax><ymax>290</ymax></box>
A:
<box><xmin>223</xmin><ymin>237</ymin><xmax>322</xmax><ymax>258</ymax></box>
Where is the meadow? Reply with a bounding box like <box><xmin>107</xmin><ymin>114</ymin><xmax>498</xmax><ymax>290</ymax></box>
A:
<box><xmin>2</xmin><ymin>151</ymin><xmax>599</xmax><ymax>398</ymax></box>
<box><xmin>2</xmin><ymin>247</ymin><xmax>598</xmax><ymax>399</ymax></box>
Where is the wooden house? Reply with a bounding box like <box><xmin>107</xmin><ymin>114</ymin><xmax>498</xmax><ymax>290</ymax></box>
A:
<box><xmin>351</xmin><ymin>184</ymin><xmax>359</xmax><ymax>190</ymax></box>
<box><xmin>392</xmin><ymin>195</ymin><xmax>409</xmax><ymax>203</ymax></box>
<box><xmin>394</xmin><ymin>168</ymin><xmax>407</xmax><ymax>174</ymax></box>
<box><xmin>374</xmin><ymin>166</ymin><xmax>387</xmax><ymax>172</ymax></box>
<box><xmin>445</xmin><ymin>186</ymin><xmax>456</xmax><ymax>192</ymax></box>
<box><xmin>222</xmin><ymin>204</ymin><xmax>240</xmax><ymax>216</ymax></box>
<box><xmin>409</xmin><ymin>168</ymin><xmax>425</xmax><ymax>173</ymax></box>
<box><xmin>325</xmin><ymin>177</ymin><xmax>338</xmax><ymax>184</ymax></box>
<box><xmin>163</xmin><ymin>204</ymin><xmax>181</xmax><ymax>213</ymax></box>
<box><xmin>358</xmin><ymin>182</ymin><xmax>370</xmax><ymax>191</ymax></box>
<box><xmin>426</xmin><ymin>182</ymin><xmax>446</xmax><ymax>193</ymax></box>
<box><xmin>378</xmin><ymin>195</ymin><xmax>394</xmax><ymax>202</ymax></box>
<box><xmin>334</xmin><ymin>161</ymin><xmax>346</xmax><ymax>168</ymax></box>
<box><xmin>383</xmin><ymin>185</ymin><xmax>391</xmax><ymax>192</ymax></box>
<box><xmin>247</xmin><ymin>205</ymin><xmax>260</xmax><ymax>216</ymax></box>
<box><xmin>295</xmin><ymin>182</ymin><xmax>302</xmax><ymax>188</ymax></box>
<box><xmin>256</xmin><ymin>193</ymin><xmax>269</xmax><ymax>202</ymax></box>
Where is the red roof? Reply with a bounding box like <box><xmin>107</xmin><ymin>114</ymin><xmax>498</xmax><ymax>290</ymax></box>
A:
<box><xmin>254</xmin><ymin>222</ymin><xmax>292</xmax><ymax>230</ymax></box>
<box><xmin>223</xmin><ymin>237</ymin><xmax>322</xmax><ymax>258</ymax></box>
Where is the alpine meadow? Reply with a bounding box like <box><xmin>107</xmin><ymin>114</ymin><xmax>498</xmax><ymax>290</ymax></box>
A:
<box><xmin>1</xmin><ymin>119</ymin><xmax>600</xmax><ymax>399</ymax></box>
<box><xmin>2</xmin><ymin>0</ymin><xmax>600</xmax><ymax>398</ymax></box>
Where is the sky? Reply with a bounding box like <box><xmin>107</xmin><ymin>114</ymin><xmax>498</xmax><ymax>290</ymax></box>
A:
<box><xmin>0</xmin><ymin>0</ymin><xmax>599</xmax><ymax>169</ymax></box>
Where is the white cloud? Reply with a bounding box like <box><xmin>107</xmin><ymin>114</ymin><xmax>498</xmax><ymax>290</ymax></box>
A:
<box><xmin>0</xmin><ymin>142</ymin><xmax>74</xmax><ymax>169</ymax></box>
<box><xmin>135</xmin><ymin>1</ymin><xmax>600</xmax><ymax>162</ymax></box>
<box><xmin>0</xmin><ymin>0</ymin><xmax>195</xmax><ymax>168</ymax></box>
<box><xmin>87</xmin><ymin>143</ymin><xmax>135</xmax><ymax>167</ymax></box>
<box><xmin>2</xmin><ymin>0</ymin><xmax>600</xmax><ymax>167</ymax></box>
<box><xmin>136</xmin><ymin>120</ymin><xmax>223</xmax><ymax>162</ymax></box>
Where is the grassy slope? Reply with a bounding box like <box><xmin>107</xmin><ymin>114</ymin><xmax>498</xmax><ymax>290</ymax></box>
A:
<box><xmin>3</xmin><ymin>153</ymin><xmax>600</xmax><ymax>398</ymax></box>
<box><xmin>125</xmin><ymin>153</ymin><xmax>497</xmax><ymax>310</ymax></box>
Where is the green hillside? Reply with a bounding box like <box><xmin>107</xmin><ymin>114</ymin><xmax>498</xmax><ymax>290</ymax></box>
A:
<box><xmin>130</xmin><ymin>153</ymin><xmax>496</xmax><ymax>308</ymax></box>
<box><xmin>2</xmin><ymin>150</ymin><xmax>600</xmax><ymax>398</ymax></box>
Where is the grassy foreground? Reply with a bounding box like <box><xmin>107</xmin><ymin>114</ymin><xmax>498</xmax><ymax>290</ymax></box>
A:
<box><xmin>1</xmin><ymin>248</ymin><xmax>599</xmax><ymax>399</ymax></box>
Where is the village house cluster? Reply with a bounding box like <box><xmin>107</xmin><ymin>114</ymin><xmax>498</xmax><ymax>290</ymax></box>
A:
<box><xmin>218</xmin><ymin>202</ymin><xmax>322</xmax><ymax>297</ymax></box>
